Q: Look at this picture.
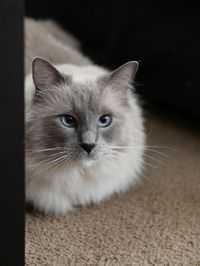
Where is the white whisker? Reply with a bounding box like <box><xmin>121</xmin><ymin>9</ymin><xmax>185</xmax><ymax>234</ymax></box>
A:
<box><xmin>26</xmin><ymin>147</ymin><xmax>65</xmax><ymax>153</ymax></box>
<box><xmin>143</xmin><ymin>154</ymin><xmax>169</xmax><ymax>167</ymax></box>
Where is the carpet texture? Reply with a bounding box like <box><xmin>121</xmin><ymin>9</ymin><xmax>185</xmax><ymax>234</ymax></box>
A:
<box><xmin>26</xmin><ymin>109</ymin><xmax>200</xmax><ymax>266</ymax></box>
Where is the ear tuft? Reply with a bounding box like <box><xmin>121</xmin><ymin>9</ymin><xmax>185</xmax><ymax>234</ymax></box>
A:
<box><xmin>32</xmin><ymin>57</ymin><xmax>64</xmax><ymax>92</ymax></box>
<box><xmin>107</xmin><ymin>61</ymin><xmax>139</xmax><ymax>87</ymax></box>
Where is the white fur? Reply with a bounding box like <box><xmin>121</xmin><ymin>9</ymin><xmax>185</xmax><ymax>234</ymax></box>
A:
<box><xmin>26</xmin><ymin>139</ymin><xmax>144</xmax><ymax>216</ymax></box>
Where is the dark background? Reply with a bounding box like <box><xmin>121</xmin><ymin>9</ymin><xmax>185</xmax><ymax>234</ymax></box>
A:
<box><xmin>26</xmin><ymin>0</ymin><xmax>200</xmax><ymax>116</ymax></box>
<box><xmin>0</xmin><ymin>0</ymin><xmax>24</xmax><ymax>265</ymax></box>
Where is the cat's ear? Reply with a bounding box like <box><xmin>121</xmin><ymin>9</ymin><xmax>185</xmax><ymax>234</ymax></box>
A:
<box><xmin>107</xmin><ymin>61</ymin><xmax>139</xmax><ymax>87</ymax></box>
<box><xmin>32</xmin><ymin>57</ymin><xmax>65</xmax><ymax>92</ymax></box>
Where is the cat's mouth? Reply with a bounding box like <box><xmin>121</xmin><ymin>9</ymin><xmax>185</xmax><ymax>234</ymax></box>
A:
<box><xmin>77</xmin><ymin>150</ymin><xmax>98</xmax><ymax>167</ymax></box>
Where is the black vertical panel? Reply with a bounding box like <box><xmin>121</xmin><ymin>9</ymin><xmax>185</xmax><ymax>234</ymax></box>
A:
<box><xmin>0</xmin><ymin>0</ymin><xmax>24</xmax><ymax>265</ymax></box>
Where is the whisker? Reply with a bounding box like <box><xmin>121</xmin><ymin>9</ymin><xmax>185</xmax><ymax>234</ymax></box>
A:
<box><xmin>109</xmin><ymin>145</ymin><xmax>172</xmax><ymax>150</ymax></box>
<box><xmin>108</xmin><ymin>145</ymin><xmax>169</xmax><ymax>158</ymax></box>
<box><xmin>143</xmin><ymin>154</ymin><xmax>169</xmax><ymax>167</ymax></box>
<box><xmin>26</xmin><ymin>147</ymin><xmax>65</xmax><ymax>153</ymax></box>
<box><xmin>27</xmin><ymin>154</ymin><xmax>75</xmax><ymax>178</ymax></box>
<box><xmin>141</xmin><ymin>171</ymin><xmax>153</xmax><ymax>183</ymax></box>
<box><xmin>142</xmin><ymin>161</ymin><xmax>158</xmax><ymax>169</ymax></box>
<box><xmin>27</xmin><ymin>152</ymin><xmax>68</xmax><ymax>167</ymax></box>
<box><xmin>108</xmin><ymin>149</ymin><xmax>161</xmax><ymax>169</ymax></box>
<box><xmin>144</xmin><ymin>149</ymin><xmax>168</xmax><ymax>157</ymax></box>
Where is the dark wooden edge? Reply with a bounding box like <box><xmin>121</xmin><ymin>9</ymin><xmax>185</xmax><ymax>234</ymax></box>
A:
<box><xmin>0</xmin><ymin>0</ymin><xmax>24</xmax><ymax>265</ymax></box>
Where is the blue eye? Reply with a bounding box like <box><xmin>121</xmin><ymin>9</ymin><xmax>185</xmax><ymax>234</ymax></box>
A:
<box><xmin>60</xmin><ymin>115</ymin><xmax>76</xmax><ymax>128</ymax></box>
<box><xmin>98</xmin><ymin>115</ymin><xmax>112</xmax><ymax>127</ymax></box>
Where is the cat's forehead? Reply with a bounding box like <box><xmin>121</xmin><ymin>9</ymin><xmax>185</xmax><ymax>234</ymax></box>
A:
<box><xmin>69</xmin><ymin>78</ymin><xmax>101</xmax><ymax>93</ymax></box>
<box><xmin>59</xmin><ymin>77</ymin><xmax>129</xmax><ymax>115</ymax></box>
<box><xmin>64</xmin><ymin>79</ymin><xmax>103</xmax><ymax>112</ymax></box>
<box><xmin>34</xmin><ymin>76</ymin><xmax>129</xmax><ymax>118</ymax></box>
<box><xmin>71</xmin><ymin>74</ymin><xmax>99</xmax><ymax>84</ymax></box>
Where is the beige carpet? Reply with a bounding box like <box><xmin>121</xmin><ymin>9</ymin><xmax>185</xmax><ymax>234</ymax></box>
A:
<box><xmin>26</xmin><ymin>108</ymin><xmax>200</xmax><ymax>266</ymax></box>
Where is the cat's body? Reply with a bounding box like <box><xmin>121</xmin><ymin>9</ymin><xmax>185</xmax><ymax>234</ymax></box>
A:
<box><xmin>25</xmin><ymin>18</ymin><xmax>145</xmax><ymax>215</ymax></box>
<box><xmin>25</xmin><ymin>18</ymin><xmax>91</xmax><ymax>74</ymax></box>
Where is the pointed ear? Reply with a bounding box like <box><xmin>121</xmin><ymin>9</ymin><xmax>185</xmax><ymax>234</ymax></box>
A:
<box><xmin>32</xmin><ymin>57</ymin><xmax>64</xmax><ymax>92</ymax></box>
<box><xmin>107</xmin><ymin>61</ymin><xmax>139</xmax><ymax>87</ymax></box>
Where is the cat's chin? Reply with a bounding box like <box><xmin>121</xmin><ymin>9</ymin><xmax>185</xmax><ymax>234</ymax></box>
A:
<box><xmin>79</xmin><ymin>158</ymin><xmax>96</xmax><ymax>168</ymax></box>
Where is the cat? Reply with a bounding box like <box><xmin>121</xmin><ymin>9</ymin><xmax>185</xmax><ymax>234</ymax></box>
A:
<box><xmin>25</xmin><ymin>18</ymin><xmax>145</xmax><ymax>215</ymax></box>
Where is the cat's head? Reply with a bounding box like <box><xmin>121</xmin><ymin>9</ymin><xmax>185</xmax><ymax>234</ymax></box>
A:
<box><xmin>26</xmin><ymin>57</ymin><xmax>143</xmax><ymax>169</ymax></box>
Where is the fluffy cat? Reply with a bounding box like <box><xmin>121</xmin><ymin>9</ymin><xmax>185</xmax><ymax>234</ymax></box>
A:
<box><xmin>25</xmin><ymin>18</ymin><xmax>145</xmax><ymax>215</ymax></box>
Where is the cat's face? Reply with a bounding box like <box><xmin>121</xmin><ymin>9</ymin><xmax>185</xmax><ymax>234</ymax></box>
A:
<box><xmin>26</xmin><ymin>58</ymin><xmax>139</xmax><ymax>169</ymax></box>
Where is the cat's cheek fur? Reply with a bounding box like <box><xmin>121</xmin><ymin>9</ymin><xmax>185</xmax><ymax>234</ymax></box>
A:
<box><xmin>26</xmin><ymin>146</ymin><xmax>144</xmax><ymax>216</ymax></box>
